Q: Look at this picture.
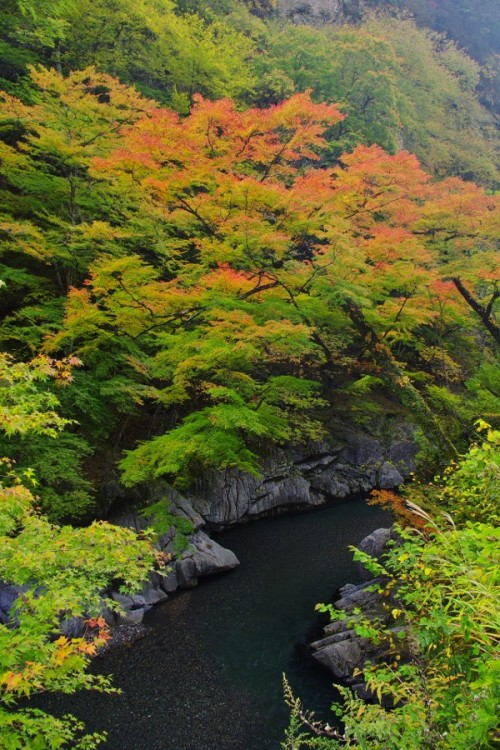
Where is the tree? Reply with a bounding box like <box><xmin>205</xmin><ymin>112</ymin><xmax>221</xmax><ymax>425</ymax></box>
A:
<box><xmin>60</xmin><ymin>0</ymin><xmax>258</xmax><ymax>108</ymax></box>
<box><xmin>414</xmin><ymin>177</ymin><xmax>500</xmax><ymax>345</ymax></box>
<box><xmin>0</xmin><ymin>352</ymin><xmax>155</xmax><ymax>749</ymax></box>
<box><xmin>0</xmin><ymin>67</ymin><xmax>157</xmax><ymax>515</ymax></box>
<box><xmin>2</xmin><ymin>69</ymin><xmax>496</xmax><ymax>494</ymax></box>
<box><xmin>51</xmin><ymin>92</ymin><xmax>346</xmax><ymax>485</ymax></box>
<box><xmin>42</xmin><ymin>79</ymin><xmax>496</xmax><ymax>481</ymax></box>
<box><xmin>0</xmin><ymin>0</ymin><xmax>76</xmax><ymax>93</ymax></box>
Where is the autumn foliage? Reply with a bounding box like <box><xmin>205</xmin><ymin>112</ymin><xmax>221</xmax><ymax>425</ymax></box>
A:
<box><xmin>0</xmin><ymin>5</ymin><xmax>498</xmax><ymax>748</ymax></box>
<box><xmin>0</xmin><ymin>68</ymin><xmax>497</xmax><ymax>491</ymax></box>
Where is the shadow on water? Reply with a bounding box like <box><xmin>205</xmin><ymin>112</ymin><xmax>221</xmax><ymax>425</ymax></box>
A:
<box><xmin>39</xmin><ymin>499</ymin><xmax>391</xmax><ymax>750</ymax></box>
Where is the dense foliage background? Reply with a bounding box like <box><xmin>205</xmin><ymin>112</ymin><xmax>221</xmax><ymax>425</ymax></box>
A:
<box><xmin>0</xmin><ymin>0</ymin><xmax>498</xmax><ymax>747</ymax></box>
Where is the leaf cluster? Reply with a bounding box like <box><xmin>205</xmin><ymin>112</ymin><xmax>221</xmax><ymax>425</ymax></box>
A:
<box><xmin>0</xmin><ymin>355</ymin><xmax>155</xmax><ymax>748</ymax></box>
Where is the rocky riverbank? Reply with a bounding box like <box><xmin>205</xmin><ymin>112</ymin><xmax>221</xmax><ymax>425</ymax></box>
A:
<box><xmin>1</xmin><ymin>426</ymin><xmax>416</xmax><ymax>636</ymax></box>
<box><xmin>108</xmin><ymin>424</ymin><xmax>417</xmax><ymax>528</ymax></box>
<box><xmin>309</xmin><ymin>526</ymin><xmax>405</xmax><ymax>698</ymax></box>
<box><xmin>97</xmin><ymin>426</ymin><xmax>416</xmax><ymax>627</ymax></box>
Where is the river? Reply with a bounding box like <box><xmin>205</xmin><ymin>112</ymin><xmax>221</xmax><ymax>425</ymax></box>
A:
<box><xmin>43</xmin><ymin>499</ymin><xmax>391</xmax><ymax>749</ymax></box>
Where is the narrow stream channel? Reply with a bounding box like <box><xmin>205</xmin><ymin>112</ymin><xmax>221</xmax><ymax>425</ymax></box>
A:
<box><xmin>45</xmin><ymin>499</ymin><xmax>391</xmax><ymax>749</ymax></box>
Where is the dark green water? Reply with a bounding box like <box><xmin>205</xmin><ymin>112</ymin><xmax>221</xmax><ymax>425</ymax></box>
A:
<box><xmin>46</xmin><ymin>500</ymin><xmax>391</xmax><ymax>749</ymax></box>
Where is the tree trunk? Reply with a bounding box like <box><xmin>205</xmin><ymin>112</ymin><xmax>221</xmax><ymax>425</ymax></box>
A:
<box><xmin>449</xmin><ymin>277</ymin><xmax>500</xmax><ymax>346</ymax></box>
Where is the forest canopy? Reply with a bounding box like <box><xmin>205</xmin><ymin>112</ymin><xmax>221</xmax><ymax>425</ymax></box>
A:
<box><xmin>0</xmin><ymin>1</ymin><xmax>498</xmax><ymax>747</ymax></box>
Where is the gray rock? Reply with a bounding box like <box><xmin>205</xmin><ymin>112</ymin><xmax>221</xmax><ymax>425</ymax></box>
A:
<box><xmin>378</xmin><ymin>461</ymin><xmax>404</xmax><ymax>488</ymax></box>
<box><xmin>310</xmin><ymin>628</ymin><xmax>358</xmax><ymax>649</ymax></box>
<box><xmin>110</xmin><ymin>592</ymin><xmax>147</xmax><ymax>625</ymax></box>
<box><xmin>109</xmin><ymin>482</ymin><xmax>205</xmax><ymax>543</ymax></box>
<box><xmin>249</xmin><ymin>476</ymin><xmax>316</xmax><ymax>516</ymax></box>
<box><xmin>176</xmin><ymin>558</ymin><xmax>198</xmax><ymax>588</ymax></box>
<box><xmin>358</xmin><ymin>528</ymin><xmax>391</xmax><ymax>559</ymax></box>
<box><xmin>309</xmin><ymin>517</ymin><xmax>408</xmax><ymax>688</ymax></box>
<box><xmin>335</xmin><ymin>579</ymin><xmax>386</xmax><ymax>613</ymax></box>
<box><xmin>111</xmin><ymin>592</ymin><xmax>146</xmax><ymax>610</ymax></box>
<box><xmin>308</xmin><ymin>467</ymin><xmax>353</xmax><ymax>498</ymax></box>
<box><xmin>388</xmin><ymin>439</ymin><xmax>418</xmax><ymax>475</ymax></box>
<box><xmin>187</xmin><ymin>531</ymin><xmax>240</xmax><ymax>577</ymax></box>
<box><xmin>313</xmin><ymin>637</ymin><xmax>366</xmax><ymax>679</ymax></box>
<box><xmin>60</xmin><ymin>615</ymin><xmax>85</xmax><ymax>638</ymax></box>
<box><xmin>0</xmin><ymin>583</ymin><xmax>24</xmax><ymax>620</ymax></box>
<box><xmin>323</xmin><ymin>620</ymin><xmax>344</xmax><ymax>636</ymax></box>
<box><xmin>160</xmin><ymin>566</ymin><xmax>179</xmax><ymax>594</ymax></box>
<box><xmin>357</xmin><ymin>527</ymin><xmax>391</xmax><ymax>580</ymax></box>
<box><xmin>185</xmin><ymin>427</ymin><xmax>418</xmax><ymax>527</ymax></box>
<box><xmin>141</xmin><ymin>572</ymin><xmax>168</xmax><ymax>607</ymax></box>
<box><xmin>339</xmin><ymin>436</ymin><xmax>384</xmax><ymax>469</ymax></box>
<box><xmin>101</xmin><ymin>603</ymin><xmax>118</xmax><ymax>628</ymax></box>
<box><xmin>157</xmin><ymin>526</ymin><xmax>176</xmax><ymax>555</ymax></box>
<box><xmin>117</xmin><ymin>607</ymin><xmax>144</xmax><ymax>626</ymax></box>
<box><xmin>145</xmin><ymin>481</ymin><xmax>205</xmax><ymax>530</ymax></box>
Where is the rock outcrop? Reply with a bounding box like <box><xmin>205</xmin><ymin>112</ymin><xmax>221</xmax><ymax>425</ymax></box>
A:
<box><xmin>93</xmin><ymin>425</ymin><xmax>417</xmax><ymax>628</ymax></box>
<box><xmin>0</xmin><ymin>531</ymin><xmax>239</xmax><ymax>632</ymax></box>
<box><xmin>187</xmin><ymin>427</ymin><xmax>417</xmax><ymax>527</ymax></box>
<box><xmin>0</xmin><ymin>427</ymin><xmax>416</xmax><ymax>634</ymax></box>
<box><xmin>277</xmin><ymin>0</ymin><xmax>362</xmax><ymax>25</ymax></box>
<box><xmin>309</xmin><ymin>526</ymin><xmax>406</xmax><ymax>696</ymax></box>
<box><xmin>102</xmin><ymin>529</ymin><xmax>240</xmax><ymax>626</ymax></box>
<box><xmin>310</xmin><ymin>577</ymin><xmax>390</xmax><ymax>682</ymax></box>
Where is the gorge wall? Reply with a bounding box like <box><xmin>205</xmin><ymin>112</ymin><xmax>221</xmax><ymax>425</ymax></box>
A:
<box><xmin>277</xmin><ymin>0</ymin><xmax>362</xmax><ymax>24</ymax></box>
<box><xmin>0</xmin><ymin>424</ymin><xmax>417</xmax><ymax>633</ymax></box>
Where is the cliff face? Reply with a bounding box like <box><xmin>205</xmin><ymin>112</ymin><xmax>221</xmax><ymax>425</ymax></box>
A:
<box><xmin>277</xmin><ymin>0</ymin><xmax>362</xmax><ymax>25</ymax></box>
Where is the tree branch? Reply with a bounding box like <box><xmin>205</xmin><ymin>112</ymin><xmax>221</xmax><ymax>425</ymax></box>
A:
<box><xmin>448</xmin><ymin>277</ymin><xmax>500</xmax><ymax>345</ymax></box>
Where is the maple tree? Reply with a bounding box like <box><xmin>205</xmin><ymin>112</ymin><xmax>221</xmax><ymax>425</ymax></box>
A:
<box><xmin>26</xmin><ymin>75</ymin><xmax>492</xmax><ymax>486</ymax></box>
<box><xmin>0</xmin><ymin>5</ymin><xmax>497</xmax><ymax>748</ymax></box>
<box><xmin>0</xmin><ymin>14</ymin><xmax>496</xmax><ymax>748</ymax></box>
<box><xmin>62</xmin><ymin>0</ymin><xmax>258</xmax><ymax>109</ymax></box>
<box><xmin>0</xmin><ymin>353</ymin><xmax>155</xmax><ymax>749</ymax></box>
<box><xmin>0</xmin><ymin>67</ymin><xmax>159</xmax><ymax>517</ymax></box>
<box><xmin>414</xmin><ymin>177</ymin><xmax>500</xmax><ymax>343</ymax></box>
<box><xmin>0</xmin><ymin>67</ymin><xmax>497</xmax><ymax>502</ymax></box>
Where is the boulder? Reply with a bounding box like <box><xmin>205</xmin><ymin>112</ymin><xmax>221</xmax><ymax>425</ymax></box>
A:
<box><xmin>60</xmin><ymin>615</ymin><xmax>85</xmax><ymax>638</ymax></box>
<box><xmin>334</xmin><ymin>578</ymin><xmax>386</xmax><ymax>613</ymax></box>
<box><xmin>111</xmin><ymin>592</ymin><xmax>148</xmax><ymax>625</ymax></box>
<box><xmin>313</xmin><ymin>637</ymin><xmax>367</xmax><ymax>679</ymax></box>
<box><xmin>188</xmin><ymin>531</ymin><xmax>240</xmax><ymax>577</ymax></box>
<box><xmin>160</xmin><ymin>566</ymin><xmax>179</xmax><ymax>594</ymax></box>
<box><xmin>108</xmin><ymin>498</ymin><xmax>240</xmax><ymax>594</ymax></box>
<box><xmin>388</xmin><ymin>439</ymin><xmax>418</xmax><ymax>475</ymax></box>
<box><xmin>0</xmin><ymin>583</ymin><xmax>28</xmax><ymax>624</ymax></box>
<box><xmin>176</xmin><ymin>558</ymin><xmax>198</xmax><ymax>589</ymax></box>
<box><xmin>357</xmin><ymin>528</ymin><xmax>392</xmax><ymax>560</ymax></box>
<box><xmin>310</xmin><ymin>528</ymin><xmax>408</xmax><ymax>690</ymax></box>
<box><xmin>141</xmin><ymin>572</ymin><xmax>168</xmax><ymax>607</ymax></box>
<box><xmin>378</xmin><ymin>462</ymin><xmax>404</xmax><ymax>489</ymax></box>
<box><xmin>117</xmin><ymin>607</ymin><xmax>145</xmax><ymax>626</ymax></box>
<box><xmin>357</xmin><ymin>527</ymin><xmax>392</xmax><ymax>580</ymax></box>
<box><xmin>173</xmin><ymin>531</ymin><xmax>240</xmax><ymax>587</ymax></box>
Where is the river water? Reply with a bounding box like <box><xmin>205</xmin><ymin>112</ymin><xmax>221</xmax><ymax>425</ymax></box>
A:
<box><xmin>45</xmin><ymin>499</ymin><xmax>391</xmax><ymax>749</ymax></box>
